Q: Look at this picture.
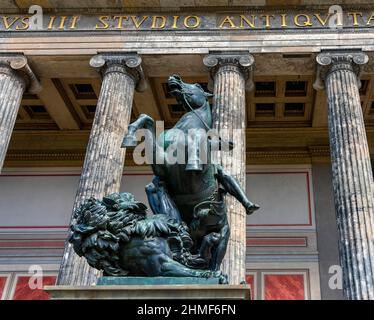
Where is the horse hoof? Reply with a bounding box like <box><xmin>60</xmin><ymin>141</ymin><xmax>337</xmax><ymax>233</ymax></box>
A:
<box><xmin>245</xmin><ymin>203</ymin><xmax>260</xmax><ymax>215</ymax></box>
<box><xmin>122</xmin><ymin>135</ymin><xmax>137</xmax><ymax>147</ymax></box>
<box><xmin>218</xmin><ymin>273</ymin><xmax>229</xmax><ymax>284</ymax></box>
<box><xmin>206</xmin><ymin>232</ymin><xmax>221</xmax><ymax>245</ymax></box>
<box><xmin>209</xmin><ymin>271</ymin><xmax>228</xmax><ymax>284</ymax></box>
<box><xmin>186</xmin><ymin>160</ymin><xmax>203</xmax><ymax>171</ymax></box>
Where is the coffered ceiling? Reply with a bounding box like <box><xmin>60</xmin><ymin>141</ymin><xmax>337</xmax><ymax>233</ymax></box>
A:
<box><xmin>4</xmin><ymin>52</ymin><xmax>374</xmax><ymax>167</ymax></box>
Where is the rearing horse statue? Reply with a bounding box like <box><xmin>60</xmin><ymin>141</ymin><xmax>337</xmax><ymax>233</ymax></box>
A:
<box><xmin>122</xmin><ymin>75</ymin><xmax>259</xmax><ymax>271</ymax></box>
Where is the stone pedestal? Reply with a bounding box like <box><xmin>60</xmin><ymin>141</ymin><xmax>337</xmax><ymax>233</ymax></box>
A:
<box><xmin>203</xmin><ymin>52</ymin><xmax>254</xmax><ymax>284</ymax></box>
<box><xmin>57</xmin><ymin>53</ymin><xmax>146</xmax><ymax>286</ymax></box>
<box><xmin>96</xmin><ymin>276</ymin><xmax>220</xmax><ymax>285</ymax></box>
<box><xmin>45</xmin><ymin>284</ymin><xmax>251</xmax><ymax>300</ymax></box>
<box><xmin>314</xmin><ymin>50</ymin><xmax>374</xmax><ymax>300</ymax></box>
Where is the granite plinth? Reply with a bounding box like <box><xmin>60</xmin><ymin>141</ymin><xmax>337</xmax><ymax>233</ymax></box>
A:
<box><xmin>45</xmin><ymin>284</ymin><xmax>251</xmax><ymax>300</ymax></box>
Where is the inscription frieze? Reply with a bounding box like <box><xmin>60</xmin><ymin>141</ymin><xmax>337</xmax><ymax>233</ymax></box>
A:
<box><xmin>1</xmin><ymin>10</ymin><xmax>374</xmax><ymax>31</ymax></box>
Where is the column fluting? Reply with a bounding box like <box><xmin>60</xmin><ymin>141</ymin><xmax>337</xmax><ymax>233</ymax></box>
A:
<box><xmin>315</xmin><ymin>51</ymin><xmax>374</xmax><ymax>299</ymax></box>
<box><xmin>204</xmin><ymin>52</ymin><xmax>254</xmax><ymax>284</ymax></box>
<box><xmin>0</xmin><ymin>54</ymin><xmax>40</xmax><ymax>171</ymax></box>
<box><xmin>57</xmin><ymin>54</ymin><xmax>145</xmax><ymax>286</ymax></box>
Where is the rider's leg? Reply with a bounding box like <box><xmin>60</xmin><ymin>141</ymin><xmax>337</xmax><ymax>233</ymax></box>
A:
<box><xmin>145</xmin><ymin>180</ymin><xmax>161</xmax><ymax>214</ymax></box>
<box><xmin>145</xmin><ymin>177</ymin><xmax>181</xmax><ymax>222</ymax></box>
<box><xmin>215</xmin><ymin>165</ymin><xmax>260</xmax><ymax>215</ymax></box>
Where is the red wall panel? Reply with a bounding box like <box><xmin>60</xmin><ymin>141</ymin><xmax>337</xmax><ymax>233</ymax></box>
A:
<box><xmin>12</xmin><ymin>276</ymin><xmax>56</xmax><ymax>300</ymax></box>
<box><xmin>264</xmin><ymin>274</ymin><xmax>305</xmax><ymax>300</ymax></box>
<box><xmin>0</xmin><ymin>276</ymin><xmax>8</xmax><ymax>299</ymax></box>
<box><xmin>246</xmin><ymin>274</ymin><xmax>255</xmax><ymax>300</ymax></box>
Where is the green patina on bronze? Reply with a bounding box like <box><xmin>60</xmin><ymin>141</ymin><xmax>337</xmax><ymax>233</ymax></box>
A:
<box><xmin>69</xmin><ymin>75</ymin><xmax>259</xmax><ymax>284</ymax></box>
<box><xmin>69</xmin><ymin>192</ymin><xmax>227</xmax><ymax>283</ymax></box>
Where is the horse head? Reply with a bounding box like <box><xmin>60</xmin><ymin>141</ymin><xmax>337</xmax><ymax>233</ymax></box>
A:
<box><xmin>168</xmin><ymin>75</ymin><xmax>213</xmax><ymax>110</ymax></box>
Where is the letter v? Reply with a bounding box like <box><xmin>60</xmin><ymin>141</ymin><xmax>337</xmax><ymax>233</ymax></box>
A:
<box><xmin>131</xmin><ymin>16</ymin><xmax>148</xmax><ymax>28</ymax></box>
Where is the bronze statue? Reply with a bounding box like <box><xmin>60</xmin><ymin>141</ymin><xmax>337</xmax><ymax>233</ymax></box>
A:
<box><xmin>68</xmin><ymin>75</ymin><xmax>259</xmax><ymax>282</ymax></box>
<box><xmin>122</xmin><ymin>75</ymin><xmax>259</xmax><ymax>271</ymax></box>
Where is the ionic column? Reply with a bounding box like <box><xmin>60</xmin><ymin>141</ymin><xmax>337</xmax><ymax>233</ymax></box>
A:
<box><xmin>0</xmin><ymin>54</ymin><xmax>40</xmax><ymax>171</ymax></box>
<box><xmin>57</xmin><ymin>53</ymin><xmax>146</xmax><ymax>286</ymax></box>
<box><xmin>314</xmin><ymin>51</ymin><xmax>374</xmax><ymax>299</ymax></box>
<box><xmin>203</xmin><ymin>52</ymin><xmax>254</xmax><ymax>284</ymax></box>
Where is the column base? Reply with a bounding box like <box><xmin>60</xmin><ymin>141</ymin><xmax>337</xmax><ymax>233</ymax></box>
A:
<box><xmin>44</xmin><ymin>284</ymin><xmax>251</xmax><ymax>300</ymax></box>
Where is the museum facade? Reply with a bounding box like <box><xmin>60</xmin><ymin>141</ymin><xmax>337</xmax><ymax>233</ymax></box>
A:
<box><xmin>0</xmin><ymin>1</ymin><xmax>373</xmax><ymax>300</ymax></box>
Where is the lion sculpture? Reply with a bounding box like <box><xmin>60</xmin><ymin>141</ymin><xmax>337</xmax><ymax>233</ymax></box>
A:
<box><xmin>69</xmin><ymin>192</ymin><xmax>227</xmax><ymax>283</ymax></box>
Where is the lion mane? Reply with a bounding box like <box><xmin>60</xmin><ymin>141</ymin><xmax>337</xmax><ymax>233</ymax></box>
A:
<box><xmin>69</xmin><ymin>192</ymin><xmax>193</xmax><ymax>276</ymax></box>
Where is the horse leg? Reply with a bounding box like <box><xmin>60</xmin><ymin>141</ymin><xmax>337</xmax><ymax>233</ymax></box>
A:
<box><xmin>122</xmin><ymin>113</ymin><xmax>166</xmax><ymax>178</ymax></box>
<box><xmin>215</xmin><ymin>165</ymin><xmax>260</xmax><ymax>215</ymax></box>
<box><xmin>122</xmin><ymin>113</ymin><xmax>154</xmax><ymax>147</ymax></box>
<box><xmin>186</xmin><ymin>129</ymin><xmax>207</xmax><ymax>171</ymax></box>
<box><xmin>196</xmin><ymin>232</ymin><xmax>220</xmax><ymax>267</ymax></box>
<box><xmin>209</xmin><ymin>223</ymin><xmax>230</xmax><ymax>271</ymax></box>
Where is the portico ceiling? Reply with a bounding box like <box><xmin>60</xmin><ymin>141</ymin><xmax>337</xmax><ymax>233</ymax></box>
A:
<box><xmin>15</xmin><ymin>52</ymin><xmax>374</xmax><ymax>129</ymax></box>
<box><xmin>3</xmin><ymin>52</ymin><xmax>374</xmax><ymax>168</ymax></box>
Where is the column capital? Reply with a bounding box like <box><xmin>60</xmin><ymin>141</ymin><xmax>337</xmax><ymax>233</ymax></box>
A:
<box><xmin>313</xmin><ymin>50</ymin><xmax>368</xmax><ymax>90</ymax></box>
<box><xmin>90</xmin><ymin>53</ymin><xmax>147</xmax><ymax>92</ymax></box>
<box><xmin>0</xmin><ymin>53</ymin><xmax>41</xmax><ymax>94</ymax></box>
<box><xmin>203</xmin><ymin>51</ymin><xmax>255</xmax><ymax>91</ymax></box>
